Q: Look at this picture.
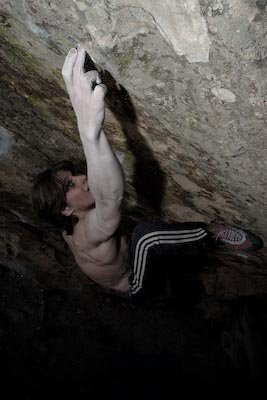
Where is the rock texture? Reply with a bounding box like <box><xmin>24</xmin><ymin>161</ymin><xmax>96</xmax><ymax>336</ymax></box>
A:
<box><xmin>0</xmin><ymin>0</ymin><xmax>267</xmax><ymax>390</ymax></box>
<box><xmin>0</xmin><ymin>0</ymin><xmax>266</xmax><ymax>292</ymax></box>
<box><xmin>1</xmin><ymin>0</ymin><xmax>267</xmax><ymax>229</ymax></box>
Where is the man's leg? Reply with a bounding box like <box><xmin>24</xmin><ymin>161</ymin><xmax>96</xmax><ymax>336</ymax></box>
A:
<box><xmin>129</xmin><ymin>220</ymin><xmax>209</xmax><ymax>297</ymax></box>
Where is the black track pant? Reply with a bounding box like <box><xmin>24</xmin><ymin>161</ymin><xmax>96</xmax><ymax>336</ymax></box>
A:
<box><xmin>128</xmin><ymin>220</ymin><xmax>209</xmax><ymax>297</ymax></box>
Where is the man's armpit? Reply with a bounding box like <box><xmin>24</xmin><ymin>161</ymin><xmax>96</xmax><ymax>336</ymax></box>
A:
<box><xmin>84</xmin><ymin>210</ymin><xmax>118</xmax><ymax>243</ymax></box>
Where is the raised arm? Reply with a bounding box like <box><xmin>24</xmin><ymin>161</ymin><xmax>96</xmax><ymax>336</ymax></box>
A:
<box><xmin>62</xmin><ymin>46</ymin><xmax>125</xmax><ymax>240</ymax></box>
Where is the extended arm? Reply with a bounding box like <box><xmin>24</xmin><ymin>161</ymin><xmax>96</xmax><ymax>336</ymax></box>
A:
<box><xmin>62</xmin><ymin>46</ymin><xmax>124</xmax><ymax>239</ymax></box>
<box><xmin>81</xmin><ymin>130</ymin><xmax>125</xmax><ymax>235</ymax></box>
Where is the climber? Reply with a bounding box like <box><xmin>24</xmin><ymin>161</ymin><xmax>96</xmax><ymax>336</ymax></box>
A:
<box><xmin>32</xmin><ymin>45</ymin><xmax>263</xmax><ymax>300</ymax></box>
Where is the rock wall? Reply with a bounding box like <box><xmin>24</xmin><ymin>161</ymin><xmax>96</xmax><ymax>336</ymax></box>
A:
<box><xmin>0</xmin><ymin>1</ymin><xmax>266</xmax><ymax>296</ymax></box>
<box><xmin>1</xmin><ymin>1</ymin><xmax>267</xmax><ymax>389</ymax></box>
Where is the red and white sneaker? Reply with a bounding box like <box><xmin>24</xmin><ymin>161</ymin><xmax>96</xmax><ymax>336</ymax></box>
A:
<box><xmin>211</xmin><ymin>224</ymin><xmax>263</xmax><ymax>252</ymax></box>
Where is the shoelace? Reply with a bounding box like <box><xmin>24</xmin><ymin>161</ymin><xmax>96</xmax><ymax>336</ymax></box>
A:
<box><xmin>216</xmin><ymin>226</ymin><xmax>246</xmax><ymax>245</ymax></box>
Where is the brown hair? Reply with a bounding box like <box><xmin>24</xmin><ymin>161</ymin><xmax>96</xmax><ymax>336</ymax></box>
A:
<box><xmin>32</xmin><ymin>160</ymin><xmax>78</xmax><ymax>235</ymax></box>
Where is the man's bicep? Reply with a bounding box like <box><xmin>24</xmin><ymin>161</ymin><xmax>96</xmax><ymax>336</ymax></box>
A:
<box><xmin>85</xmin><ymin>200</ymin><xmax>122</xmax><ymax>243</ymax></box>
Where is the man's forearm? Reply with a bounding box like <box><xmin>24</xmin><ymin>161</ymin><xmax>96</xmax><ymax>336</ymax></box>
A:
<box><xmin>80</xmin><ymin>128</ymin><xmax>125</xmax><ymax>201</ymax></box>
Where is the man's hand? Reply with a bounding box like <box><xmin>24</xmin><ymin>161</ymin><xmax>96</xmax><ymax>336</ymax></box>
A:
<box><xmin>62</xmin><ymin>45</ymin><xmax>107</xmax><ymax>136</ymax></box>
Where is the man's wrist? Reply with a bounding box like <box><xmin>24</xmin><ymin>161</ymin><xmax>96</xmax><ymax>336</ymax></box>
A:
<box><xmin>77</xmin><ymin>121</ymin><xmax>102</xmax><ymax>139</ymax></box>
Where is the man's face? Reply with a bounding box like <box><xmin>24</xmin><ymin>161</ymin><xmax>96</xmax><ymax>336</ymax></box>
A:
<box><xmin>57</xmin><ymin>170</ymin><xmax>95</xmax><ymax>214</ymax></box>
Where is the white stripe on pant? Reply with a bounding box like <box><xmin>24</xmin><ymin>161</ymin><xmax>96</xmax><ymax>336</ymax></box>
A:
<box><xmin>130</xmin><ymin>228</ymin><xmax>207</xmax><ymax>295</ymax></box>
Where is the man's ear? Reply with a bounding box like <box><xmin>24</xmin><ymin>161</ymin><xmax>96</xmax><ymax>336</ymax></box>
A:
<box><xmin>62</xmin><ymin>206</ymin><xmax>74</xmax><ymax>217</ymax></box>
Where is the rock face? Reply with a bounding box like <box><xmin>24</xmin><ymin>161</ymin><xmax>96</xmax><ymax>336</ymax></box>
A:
<box><xmin>0</xmin><ymin>0</ymin><xmax>267</xmax><ymax>391</ymax></box>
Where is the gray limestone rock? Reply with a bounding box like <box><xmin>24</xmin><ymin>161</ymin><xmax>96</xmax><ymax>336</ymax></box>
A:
<box><xmin>0</xmin><ymin>0</ymin><xmax>266</xmax><ymax>302</ymax></box>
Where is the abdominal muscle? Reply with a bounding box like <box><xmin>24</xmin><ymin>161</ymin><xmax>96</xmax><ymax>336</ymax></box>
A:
<box><xmin>62</xmin><ymin>229</ymin><xmax>131</xmax><ymax>292</ymax></box>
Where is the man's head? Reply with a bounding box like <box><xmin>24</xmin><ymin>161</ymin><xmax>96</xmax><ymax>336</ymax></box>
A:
<box><xmin>32</xmin><ymin>160</ymin><xmax>94</xmax><ymax>234</ymax></box>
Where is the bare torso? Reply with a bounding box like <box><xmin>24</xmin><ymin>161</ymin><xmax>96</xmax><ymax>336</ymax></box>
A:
<box><xmin>62</xmin><ymin>218</ymin><xmax>131</xmax><ymax>292</ymax></box>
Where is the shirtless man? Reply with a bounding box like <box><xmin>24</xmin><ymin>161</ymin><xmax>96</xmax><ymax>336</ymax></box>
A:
<box><xmin>33</xmin><ymin>45</ymin><xmax>130</xmax><ymax>293</ymax></box>
<box><xmin>32</xmin><ymin>45</ymin><xmax>263</xmax><ymax>299</ymax></box>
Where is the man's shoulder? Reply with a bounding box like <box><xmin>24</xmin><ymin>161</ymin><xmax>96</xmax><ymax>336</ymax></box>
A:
<box><xmin>63</xmin><ymin>208</ymin><xmax>119</xmax><ymax>251</ymax></box>
<box><xmin>70</xmin><ymin>209</ymin><xmax>111</xmax><ymax>248</ymax></box>
<box><xmin>62</xmin><ymin>215</ymin><xmax>92</xmax><ymax>248</ymax></box>
<box><xmin>73</xmin><ymin>214</ymin><xmax>94</xmax><ymax>247</ymax></box>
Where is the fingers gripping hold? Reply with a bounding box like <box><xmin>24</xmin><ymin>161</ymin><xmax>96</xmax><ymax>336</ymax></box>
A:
<box><xmin>73</xmin><ymin>46</ymin><xmax>87</xmax><ymax>86</ymax></box>
<box><xmin>62</xmin><ymin>46</ymin><xmax>105</xmax><ymax>96</ymax></box>
<box><xmin>94</xmin><ymin>83</ymin><xmax>107</xmax><ymax>98</ymax></box>
<box><xmin>62</xmin><ymin>48</ymin><xmax>77</xmax><ymax>86</ymax></box>
<box><xmin>62</xmin><ymin>45</ymin><xmax>107</xmax><ymax>129</ymax></box>
<box><xmin>83</xmin><ymin>70</ymin><xmax>102</xmax><ymax>91</ymax></box>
